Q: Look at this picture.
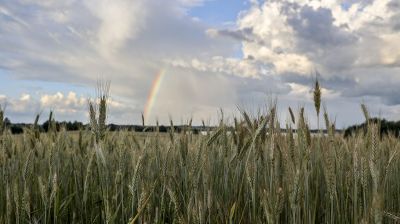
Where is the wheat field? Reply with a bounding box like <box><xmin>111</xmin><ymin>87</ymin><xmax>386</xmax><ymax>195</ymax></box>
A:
<box><xmin>0</xmin><ymin>88</ymin><xmax>399</xmax><ymax>224</ymax></box>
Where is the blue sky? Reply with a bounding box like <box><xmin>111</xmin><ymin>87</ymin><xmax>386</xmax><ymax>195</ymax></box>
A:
<box><xmin>0</xmin><ymin>0</ymin><xmax>400</xmax><ymax>128</ymax></box>
<box><xmin>0</xmin><ymin>69</ymin><xmax>87</xmax><ymax>95</ymax></box>
<box><xmin>189</xmin><ymin>0</ymin><xmax>248</xmax><ymax>25</ymax></box>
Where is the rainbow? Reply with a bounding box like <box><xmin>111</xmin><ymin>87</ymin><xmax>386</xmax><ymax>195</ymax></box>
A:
<box><xmin>144</xmin><ymin>69</ymin><xmax>166</xmax><ymax>124</ymax></box>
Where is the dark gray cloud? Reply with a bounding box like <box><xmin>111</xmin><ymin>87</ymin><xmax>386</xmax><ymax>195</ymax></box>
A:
<box><xmin>281</xmin><ymin>72</ymin><xmax>357</xmax><ymax>90</ymax></box>
<box><xmin>207</xmin><ymin>27</ymin><xmax>255</xmax><ymax>42</ymax></box>
<box><xmin>1</xmin><ymin>0</ymin><xmax>400</xmax><ymax>127</ymax></box>
<box><xmin>284</xmin><ymin>5</ymin><xmax>359</xmax><ymax>73</ymax></box>
<box><xmin>387</xmin><ymin>0</ymin><xmax>400</xmax><ymax>9</ymax></box>
<box><xmin>288</xmin><ymin>6</ymin><xmax>356</xmax><ymax>48</ymax></box>
<box><xmin>338</xmin><ymin>67</ymin><xmax>400</xmax><ymax>105</ymax></box>
<box><xmin>200</xmin><ymin>0</ymin><xmax>400</xmax><ymax>127</ymax></box>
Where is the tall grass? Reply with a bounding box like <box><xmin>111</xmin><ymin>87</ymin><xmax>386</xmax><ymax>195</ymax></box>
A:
<box><xmin>0</xmin><ymin>89</ymin><xmax>399</xmax><ymax>223</ymax></box>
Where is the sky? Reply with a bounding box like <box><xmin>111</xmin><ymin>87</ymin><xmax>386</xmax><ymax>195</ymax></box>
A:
<box><xmin>0</xmin><ymin>0</ymin><xmax>400</xmax><ymax>128</ymax></box>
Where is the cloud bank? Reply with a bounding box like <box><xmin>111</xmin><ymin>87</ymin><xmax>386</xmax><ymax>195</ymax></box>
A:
<box><xmin>0</xmin><ymin>0</ymin><xmax>399</xmax><ymax>127</ymax></box>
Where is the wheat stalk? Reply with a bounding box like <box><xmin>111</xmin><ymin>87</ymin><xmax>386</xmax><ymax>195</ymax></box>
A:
<box><xmin>313</xmin><ymin>77</ymin><xmax>321</xmax><ymax>130</ymax></box>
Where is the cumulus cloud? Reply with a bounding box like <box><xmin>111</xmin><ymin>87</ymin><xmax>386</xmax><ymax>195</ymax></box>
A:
<box><xmin>0</xmin><ymin>0</ymin><xmax>237</xmax><ymax>118</ymax></box>
<box><xmin>203</xmin><ymin>0</ymin><xmax>399</xmax><ymax>77</ymax></box>
<box><xmin>288</xmin><ymin>82</ymin><xmax>339</xmax><ymax>100</ymax></box>
<box><xmin>0</xmin><ymin>93</ymin><xmax>39</xmax><ymax>121</ymax></box>
<box><xmin>202</xmin><ymin>0</ymin><xmax>400</xmax><ymax>126</ymax></box>
<box><xmin>0</xmin><ymin>91</ymin><xmax>135</xmax><ymax>123</ymax></box>
<box><xmin>0</xmin><ymin>0</ymin><xmax>259</xmax><ymax>125</ymax></box>
<box><xmin>166</xmin><ymin>56</ymin><xmax>268</xmax><ymax>78</ymax></box>
<box><xmin>207</xmin><ymin>0</ymin><xmax>400</xmax><ymax>108</ymax></box>
<box><xmin>40</xmin><ymin>92</ymin><xmax>86</xmax><ymax>112</ymax></box>
<box><xmin>84</xmin><ymin>0</ymin><xmax>147</xmax><ymax>57</ymax></box>
<box><xmin>1</xmin><ymin>0</ymin><xmax>400</xmax><ymax>127</ymax></box>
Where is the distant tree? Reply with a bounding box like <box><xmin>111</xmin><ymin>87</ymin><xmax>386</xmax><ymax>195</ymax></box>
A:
<box><xmin>109</xmin><ymin>124</ymin><xmax>118</xmax><ymax>132</ymax></box>
<box><xmin>71</xmin><ymin>121</ymin><xmax>84</xmax><ymax>131</ymax></box>
<box><xmin>10</xmin><ymin>124</ymin><xmax>24</xmax><ymax>134</ymax></box>
<box><xmin>3</xmin><ymin>117</ymin><xmax>11</xmax><ymax>127</ymax></box>
<box><xmin>159</xmin><ymin>125</ymin><xmax>167</xmax><ymax>132</ymax></box>
<box><xmin>344</xmin><ymin>118</ymin><xmax>400</xmax><ymax>138</ymax></box>
<box><xmin>42</xmin><ymin>120</ymin><xmax>50</xmax><ymax>132</ymax></box>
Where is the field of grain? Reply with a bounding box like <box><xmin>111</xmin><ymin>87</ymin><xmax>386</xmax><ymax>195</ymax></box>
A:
<box><xmin>0</xmin><ymin>87</ymin><xmax>400</xmax><ymax>224</ymax></box>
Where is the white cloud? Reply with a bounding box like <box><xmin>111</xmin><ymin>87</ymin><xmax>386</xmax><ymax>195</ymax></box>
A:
<box><xmin>288</xmin><ymin>83</ymin><xmax>339</xmax><ymax>100</ymax></box>
<box><xmin>84</xmin><ymin>0</ymin><xmax>147</xmax><ymax>57</ymax></box>
<box><xmin>204</xmin><ymin>0</ymin><xmax>398</xmax><ymax>76</ymax></box>
<box><xmin>166</xmin><ymin>56</ymin><xmax>267</xmax><ymax>78</ymax></box>
<box><xmin>1</xmin><ymin>0</ymin><xmax>400</xmax><ymax>127</ymax></box>
<box><xmin>40</xmin><ymin>92</ymin><xmax>64</xmax><ymax>107</ymax></box>
<box><xmin>40</xmin><ymin>92</ymin><xmax>87</xmax><ymax>113</ymax></box>
<box><xmin>51</xmin><ymin>10</ymin><xmax>70</xmax><ymax>24</ymax></box>
<box><xmin>205</xmin><ymin>28</ymin><xmax>219</xmax><ymax>38</ymax></box>
<box><xmin>0</xmin><ymin>5</ymin><xmax>29</xmax><ymax>27</ymax></box>
<box><xmin>208</xmin><ymin>0</ymin><xmax>400</xmax><ymax>104</ymax></box>
<box><xmin>0</xmin><ymin>93</ymin><xmax>36</xmax><ymax>114</ymax></box>
<box><xmin>0</xmin><ymin>91</ymin><xmax>137</xmax><ymax>123</ymax></box>
<box><xmin>20</xmin><ymin>93</ymin><xmax>31</xmax><ymax>101</ymax></box>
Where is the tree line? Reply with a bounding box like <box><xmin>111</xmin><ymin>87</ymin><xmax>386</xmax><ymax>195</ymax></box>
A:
<box><xmin>3</xmin><ymin>115</ymin><xmax>400</xmax><ymax>137</ymax></box>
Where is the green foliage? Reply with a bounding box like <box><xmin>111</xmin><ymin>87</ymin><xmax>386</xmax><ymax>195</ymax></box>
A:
<box><xmin>344</xmin><ymin>118</ymin><xmax>400</xmax><ymax>138</ymax></box>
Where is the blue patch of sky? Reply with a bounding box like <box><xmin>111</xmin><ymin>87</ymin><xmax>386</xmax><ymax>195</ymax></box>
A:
<box><xmin>233</xmin><ymin>43</ymin><xmax>244</xmax><ymax>58</ymax></box>
<box><xmin>190</xmin><ymin>1</ymin><xmax>249</xmax><ymax>59</ymax></box>
<box><xmin>189</xmin><ymin>0</ymin><xmax>249</xmax><ymax>26</ymax></box>
<box><xmin>340</xmin><ymin>1</ymin><xmax>354</xmax><ymax>10</ymax></box>
<box><xmin>0</xmin><ymin>69</ymin><xmax>89</xmax><ymax>98</ymax></box>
